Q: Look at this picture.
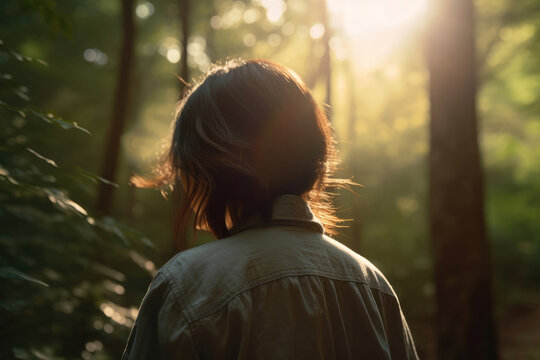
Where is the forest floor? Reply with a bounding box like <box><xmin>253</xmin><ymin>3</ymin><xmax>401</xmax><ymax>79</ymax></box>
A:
<box><xmin>498</xmin><ymin>302</ymin><xmax>540</xmax><ymax>359</ymax></box>
<box><xmin>413</xmin><ymin>301</ymin><xmax>540</xmax><ymax>359</ymax></box>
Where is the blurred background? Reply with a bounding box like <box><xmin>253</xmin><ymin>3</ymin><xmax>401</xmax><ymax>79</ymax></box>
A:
<box><xmin>1</xmin><ymin>0</ymin><xmax>539</xmax><ymax>359</ymax></box>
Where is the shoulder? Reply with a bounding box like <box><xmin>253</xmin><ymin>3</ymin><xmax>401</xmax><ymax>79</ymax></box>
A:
<box><xmin>157</xmin><ymin>226</ymin><xmax>397</xmax><ymax>321</ymax></box>
<box><xmin>320</xmin><ymin>235</ymin><xmax>396</xmax><ymax>295</ymax></box>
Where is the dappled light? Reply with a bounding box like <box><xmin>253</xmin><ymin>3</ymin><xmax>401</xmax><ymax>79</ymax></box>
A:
<box><xmin>1</xmin><ymin>0</ymin><xmax>539</xmax><ymax>358</ymax></box>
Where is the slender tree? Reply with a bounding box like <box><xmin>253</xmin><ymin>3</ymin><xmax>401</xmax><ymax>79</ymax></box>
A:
<box><xmin>427</xmin><ymin>0</ymin><xmax>498</xmax><ymax>358</ymax></box>
<box><xmin>97</xmin><ymin>0</ymin><xmax>135</xmax><ymax>215</ymax></box>
<box><xmin>346</xmin><ymin>60</ymin><xmax>362</xmax><ymax>252</ymax></box>
<box><xmin>320</xmin><ymin>0</ymin><xmax>331</xmax><ymax>110</ymax></box>
<box><xmin>306</xmin><ymin>0</ymin><xmax>332</xmax><ymax>113</ymax></box>
<box><xmin>172</xmin><ymin>0</ymin><xmax>191</xmax><ymax>251</ymax></box>
<box><xmin>205</xmin><ymin>0</ymin><xmax>217</xmax><ymax>62</ymax></box>
<box><xmin>178</xmin><ymin>0</ymin><xmax>190</xmax><ymax>96</ymax></box>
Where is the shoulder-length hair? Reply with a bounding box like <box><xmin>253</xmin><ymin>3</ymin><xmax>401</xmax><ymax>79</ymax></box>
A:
<box><xmin>135</xmin><ymin>59</ymin><xmax>343</xmax><ymax>250</ymax></box>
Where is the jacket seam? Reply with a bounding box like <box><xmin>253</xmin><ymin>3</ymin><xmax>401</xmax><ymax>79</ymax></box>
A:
<box><xmin>159</xmin><ymin>266</ymin><xmax>202</xmax><ymax>355</ymax></box>
<box><xmin>186</xmin><ymin>269</ymin><xmax>396</xmax><ymax>324</ymax></box>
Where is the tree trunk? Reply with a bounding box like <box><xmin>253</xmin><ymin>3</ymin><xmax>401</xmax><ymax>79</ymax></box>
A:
<box><xmin>97</xmin><ymin>0</ymin><xmax>135</xmax><ymax>215</ymax></box>
<box><xmin>306</xmin><ymin>0</ymin><xmax>332</xmax><ymax>114</ymax></box>
<box><xmin>205</xmin><ymin>1</ymin><xmax>217</xmax><ymax>62</ymax></box>
<box><xmin>346</xmin><ymin>61</ymin><xmax>362</xmax><ymax>252</ymax></box>
<box><xmin>427</xmin><ymin>0</ymin><xmax>498</xmax><ymax>358</ymax></box>
<box><xmin>179</xmin><ymin>0</ymin><xmax>190</xmax><ymax>96</ymax></box>
<box><xmin>321</xmin><ymin>0</ymin><xmax>331</xmax><ymax>111</ymax></box>
<box><xmin>172</xmin><ymin>0</ymin><xmax>190</xmax><ymax>252</ymax></box>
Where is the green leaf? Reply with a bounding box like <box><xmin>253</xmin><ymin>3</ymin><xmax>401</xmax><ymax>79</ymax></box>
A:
<box><xmin>72</xmin><ymin>167</ymin><xmax>118</xmax><ymax>187</ymax></box>
<box><xmin>92</xmin><ymin>263</ymin><xmax>126</xmax><ymax>282</ymax></box>
<box><xmin>0</xmin><ymin>41</ymin><xmax>47</xmax><ymax>66</ymax></box>
<box><xmin>99</xmin><ymin>217</ymin><xmax>130</xmax><ymax>246</ymax></box>
<box><xmin>0</xmin><ymin>267</ymin><xmax>49</xmax><ymax>287</ymax></box>
<box><xmin>13</xmin><ymin>348</ymin><xmax>53</xmax><ymax>360</ymax></box>
<box><xmin>26</xmin><ymin>148</ymin><xmax>59</xmax><ymax>168</ymax></box>
<box><xmin>9</xmin><ymin>49</ymin><xmax>24</xmax><ymax>62</ymax></box>
<box><xmin>140</xmin><ymin>237</ymin><xmax>155</xmax><ymax>248</ymax></box>
<box><xmin>35</xmin><ymin>58</ymin><xmax>48</xmax><ymax>66</ymax></box>
<box><xmin>13</xmin><ymin>88</ymin><xmax>31</xmax><ymax>101</ymax></box>
<box><xmin>42</xmin><ymin>188</ymin><xmax>88</xmax><ymax>216</ymax></box>
<box><xmin>27</xmin><ymin>109</ymin><xmax>91</xmax><ymax>135</ymax></box>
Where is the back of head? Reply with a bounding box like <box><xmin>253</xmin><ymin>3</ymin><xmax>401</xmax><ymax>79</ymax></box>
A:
<box><xmin>142</xmin><ymin>59</ymin><xmax>340</xmax><ymax>248</ymax></box>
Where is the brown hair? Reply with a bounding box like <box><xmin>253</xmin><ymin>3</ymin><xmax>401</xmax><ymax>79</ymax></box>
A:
<box><xmin>134</xmin><ymin>59</ymin><xmax>344</xmax><ymax>249</ymax></box>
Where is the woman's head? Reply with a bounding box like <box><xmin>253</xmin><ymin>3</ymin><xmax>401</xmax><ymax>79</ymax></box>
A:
<box><xmin>139</xmin><ymin>59</ymin><xmax>341</xmax><ymax>247</ymax></box>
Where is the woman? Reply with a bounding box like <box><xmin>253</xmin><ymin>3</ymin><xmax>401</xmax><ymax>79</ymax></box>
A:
<box><xmin>123</xmin><ymin>60</ymin><xmax>418</xmax><ymax>359</ymax></box>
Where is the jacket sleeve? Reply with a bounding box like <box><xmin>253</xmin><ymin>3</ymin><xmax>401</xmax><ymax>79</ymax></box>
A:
<box><xmin>122</xmin><ymin>273</ymin><xmax>199</xmax><ymax>360</ymax></box>
<box><xmin>379</xmin><ymin>290</ymin><xmax>419</xmax><ymax>360</ymax></box>
<box><xmin>399</xmin><ymin>309</ymin><xmax>419</xmax><ymax>360</ymax></box>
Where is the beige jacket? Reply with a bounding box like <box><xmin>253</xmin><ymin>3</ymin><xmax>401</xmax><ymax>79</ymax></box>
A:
<box><xmin>122</xmin><ymin>195</ymin><xmax>418</xmax><ymax>359</ymax></box>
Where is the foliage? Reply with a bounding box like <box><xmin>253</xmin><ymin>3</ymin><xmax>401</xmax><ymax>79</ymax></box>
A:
<box><xmin>1</xmin><ymin>0</ymin><xmax>540</xmax><ymax>358</ymax></box>
<box><xmin>0</xmin><ymin>41</ymin><xmax>155</xmax><ymax>359</ymax></box>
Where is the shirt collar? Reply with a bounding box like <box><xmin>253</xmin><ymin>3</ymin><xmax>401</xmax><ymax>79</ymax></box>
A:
<box><xmin>228</xmin><ymin>194</ymin><xmax>324</xmax><ymax>236</ymax></box>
